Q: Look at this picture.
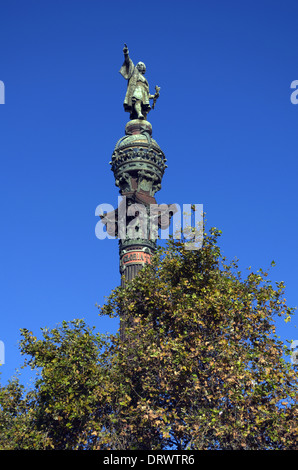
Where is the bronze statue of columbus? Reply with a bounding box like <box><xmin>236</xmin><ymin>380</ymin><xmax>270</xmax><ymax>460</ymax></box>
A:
<box><xmin>119</xmin><ymin>44</ymin><xmax>160</xmax><ymax>120</ymax></box>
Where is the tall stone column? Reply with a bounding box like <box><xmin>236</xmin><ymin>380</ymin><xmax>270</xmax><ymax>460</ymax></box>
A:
<box><xmin>100</xmin><ymin>45</ymin><xmax>175</xmax><ymax>340</ymax></box>
<box><xmin>108</xmin><ymin>119</ymin><xmax>171</xmax><ymax>340</ymax></box>
<box><xmin>110</xmin><ymin>119</ymin><xmax>167</xmax><ymax>281</ymax></box>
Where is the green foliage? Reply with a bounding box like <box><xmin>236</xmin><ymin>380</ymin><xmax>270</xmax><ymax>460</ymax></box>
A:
<box><xmin>0</xmin><ymin>229</ymin><xmax>297</xmax><ymax>449</ymax></box>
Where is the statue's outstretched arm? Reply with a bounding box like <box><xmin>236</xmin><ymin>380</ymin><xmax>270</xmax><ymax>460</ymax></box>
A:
<box><xmin>123</xmin><ymin>43</ymin><xmax>130</xmax><ymax>65</ymax></box>
<box><xmin>119</xmin><ymin>43</ymin><xmax>133</xmax><ymax>80</ymax></box>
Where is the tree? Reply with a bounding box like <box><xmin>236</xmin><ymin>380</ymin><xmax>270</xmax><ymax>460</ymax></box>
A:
<box><xmin>0</xmin><ymin>320</ymin><xmax>113</xmax><ymax>449</ymax></box>
<box><xmin>0</xmin><ymin>228</ymin><xmax>297</xmax><ymax>449</ymax></box>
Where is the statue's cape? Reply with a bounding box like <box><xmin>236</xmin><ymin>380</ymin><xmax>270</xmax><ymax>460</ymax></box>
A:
<box><xmin>119</xmin><ymin>57</ymin><xmax>134</xmax><ymax>80</ymax></box>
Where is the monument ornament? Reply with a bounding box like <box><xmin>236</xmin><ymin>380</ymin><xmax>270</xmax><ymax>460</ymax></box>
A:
<box><xmin>119</xmin><ymin>44</ymin><xmax>160</xmax><ymax>120</ymax></box>
<box><xmin>97</xmin><ymin>43</ymin><xmax>179</xmax><ymax>340</ymax></box>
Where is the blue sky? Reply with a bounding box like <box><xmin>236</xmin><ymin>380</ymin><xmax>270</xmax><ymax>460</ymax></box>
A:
<box><xmin>0</xmin><ymin>0</ymin><xmax>297</xmax><ymax>386</ymax></box>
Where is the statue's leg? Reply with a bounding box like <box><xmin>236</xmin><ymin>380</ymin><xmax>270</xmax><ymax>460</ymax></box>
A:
<box><xmin>134</xmin><ymin>100</ymin><xmax>144</xmax><ymax>120</ymax></box>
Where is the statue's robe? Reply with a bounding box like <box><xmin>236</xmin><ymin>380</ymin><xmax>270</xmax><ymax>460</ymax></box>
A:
<box><xmin>119</xmin><ymin>58</ymin><xmax>151</xmax><ymax>115</ymax></box>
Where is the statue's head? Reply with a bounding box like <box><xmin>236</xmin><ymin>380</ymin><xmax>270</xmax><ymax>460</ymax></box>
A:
<box><xmin>136</xmin><ymin>62</ymin><xmax>146</xmax><ymax>74</ymax></box>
